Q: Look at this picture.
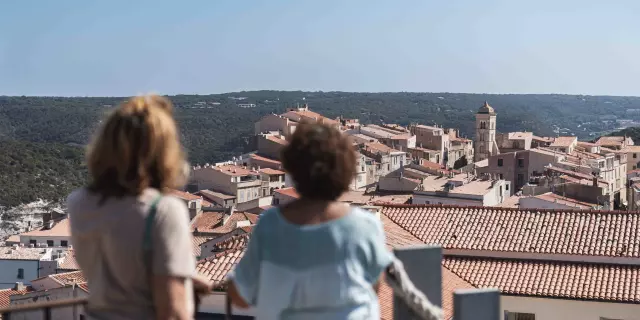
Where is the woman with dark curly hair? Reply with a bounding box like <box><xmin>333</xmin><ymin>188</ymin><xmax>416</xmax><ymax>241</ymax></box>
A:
<box><xmin>226</xmin><ymin>121</ymin><xmax>393</xmax><ymax>319</ymax></box>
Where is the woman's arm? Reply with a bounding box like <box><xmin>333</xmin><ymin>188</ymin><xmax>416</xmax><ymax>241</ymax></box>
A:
<box><xmin>227</xmin><ymin>280</ymin><xmax>250</xmax><ymax>308</ymax></box>
<box><xmin>152</xmin><ymin>276</ymin><xmax>190</xmax><ymax>320</ymax></box>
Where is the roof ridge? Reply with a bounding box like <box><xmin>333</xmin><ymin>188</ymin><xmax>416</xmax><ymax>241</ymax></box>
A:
<box><xmin>197</xmin><ymin>245</ymin><xmax>247</xmax><ymax>264</ymax></box>
<box><xmin>446</xmin><ymin>254</ymin><xmax>640</xmax><ymax>267</ymax></box>
<box><xmin>375</xmin><ymin>202</ymin><xmax>636</xmax><ymax>215</ymax></box>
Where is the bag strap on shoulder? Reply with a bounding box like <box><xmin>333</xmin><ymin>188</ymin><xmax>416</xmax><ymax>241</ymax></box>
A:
<box><xmin>143</xmin><ymin>195</ymin><xmax>163</xmax><ymax>274</ymax></box>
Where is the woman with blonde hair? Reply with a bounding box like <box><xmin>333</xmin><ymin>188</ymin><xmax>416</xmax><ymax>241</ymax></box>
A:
<box><xmin>67</xmin><ymin>95</ymin><xmax>209</xmax><ymax>320</ymax></box>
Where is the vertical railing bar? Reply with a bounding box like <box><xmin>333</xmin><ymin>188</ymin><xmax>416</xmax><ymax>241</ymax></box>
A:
<box><xmin>44</xmin><ymin>306</ymin><xmax>52</xmax><ymax>320</ymax></box>
<box><xmin>453</xmin><ymin>288</ymin><xmax>500</xmax><ymax>320</ymax></box>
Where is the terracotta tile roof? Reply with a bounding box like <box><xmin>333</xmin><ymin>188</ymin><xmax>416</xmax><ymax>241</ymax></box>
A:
<box><xmin>532</xmin><ymin>135</ymin><xmax>554</xmax><ymax>142</ymax></box>
<box><xmin>190</xmin><ymin>211</ymin><xmax>258</xmax><ymax>235</ymax></box>
<box><xmin>350</xmin><ymin>133</ymin><xmax>379</xmax><ymax>144</ymax></box>
<box><xmin>21</xmin><ymin>218</ymin><xmax>70</xmax><ymax>237</ymax></box>
<box><xmin>244</xmin><ymin>205</ymin><xmax>272</xmax><ymax>215</ymax></box>
<box><xmin>211</xmin><ymin>234</ymin><xmax>250</xmax><ymax>253</ymax></box>
<box><xmin>4</xmin><ymin>235</ymin><xmax>20</xmax><ymax>244</ymax></box>
<box><xmin>508</xmin><ymin>132</ymin><xmax>532</xmax><ymax>140</ymax></box>
<box><xmin>213</xmin><ymin>165</ymin><xmax>258</xmax><ymax>177</ymax></box>
<box><xmin>550</xmin><ymin>136</ymin><xmax>578</xmax><ymax>147</ymax></box>
<box><xmin>197</xmin><ymin>189</ymin><xmax>236</xmax><ymax>201</ymax></box>
<box><xmin>0</xmin><ymin>287</ymin><xmax>34</xmax><ymax>308</ymax></box>
<box><xmin>596</xmin><ymin>136</ymin><xmax>625</xmax><ymax>146</ymax></box>
<box><xmin>192</xmin><ymin>235</ymin><xmax>212</xmax><ymax>257</ymax></box>
<box><xmin>390</xmin><ymin>133</ymin><xmax>412</xmax><ymax>140</ymax></box>
<box><xmin>200</xmin><ymin>199</ymin><xmax>217</xmax><ymax>208</ymax></box>
<box><xmin>558</xmin><ymin>174</ymin><xmax>608</xmax><ymax>188</ymax></box>
<box><xmin>274</xmin><ymin>187</ymin><xmax>300</xmax><ymax>199</ymax></box>
<box><xmin>415</xmin><ymin>124</ymin><xmax>441</xmax><ymax>131</ymax></box>
<box><xmin>190</xmin><ymin>211</ymin><xmax>225</xmax><ymax>233</ymax></box>
<box><xmin>282</xmin><ymin>109</ymin><xmax>338</xmax><ymax>125</ymax></box>
<box><xmin>578</xmin><ymin>141</ymin><xmax>598</xmax><ymax>147</ymax></box>
<box><xmin>259</xmin><ymin>168</ymin><xmax>285</xmax><ymax>175</ymax></box>
<box><xmin>197</xmin><ymin>247</ymin><xmax>246</xmax><ymax>289</ymax></box>
<box><xmin>58</xmin><ymin>249</ymin><xmax>80</xmax><ymax>270</ymax></box>
<box><xmin>50</xmin><ymin>271</ymin><xmax>86</xmax><ymax>286</ymax></box>
<box><xmin>546</xmin><ymin>165</ymin><xmax>608</xmax><ymax>184</ymax></box>
<box><xmin>265</xmin><ymin>135</ymin><xmax>288</xmax><ymax>146</ymax></box>
<box><xmin>622</xmin><ymin>145</ymin><xmax>640</xmax><ymax>152</ymax></box>
<box><xmin>165</xmin><ymin>189</ymin><xmax>201</xmax><ymax>201</ymax></box>
<box><xmin>382</xmin><ymin>204</ymin><xmax>640</xmax><ymax>258</ymax></box>
<box><xmin>249</xmin><ymin>153</ymin><xmax>282</xmax><ymax>166</ymax></box>
<box><xmin>420</xmin><ymin>160</ymin><xmax>444</xmax><ymax>171</ymax></box>
<box><xmin>571</xmin><ymin>149</ymin><xmax>602</xmax><ymax>160</ymax></box>
<box><xmin>380</xmin><ymin>215</ymin><xmax>474</xmax><ymax>320</ymax></box>
<box><xmin>496</xmin><ymin>195</ymin><xmax>522</xmax><ymax>208</ymax></box>
<box><xmin>408</xmin><ymin>146</ymin><xmax>440</xmax><ymax>153</ymax></box>
<box><xmin>443</xmin><ymin>256</ymin><xmax>640</xmax><ymax>303</ymax></box>
<box><xmin>364</xmin><ymin>142</ymin><xmax>402</xmax><ymax>155</ymax></box>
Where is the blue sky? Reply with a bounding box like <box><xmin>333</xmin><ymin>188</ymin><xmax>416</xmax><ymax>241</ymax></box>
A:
<box><xmin>1</xmin><ymin>0</ymin><xmax>639</xmax><ymax>96</ymax></box>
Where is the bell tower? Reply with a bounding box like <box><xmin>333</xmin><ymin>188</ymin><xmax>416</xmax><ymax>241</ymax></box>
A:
<box><xmin>474</xmin><ymin>101</ymin><xmax>497</xmax><ymax>162</ymax></box>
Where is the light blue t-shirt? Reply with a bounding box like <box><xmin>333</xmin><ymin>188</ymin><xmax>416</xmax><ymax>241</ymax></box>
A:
<box><xmin>227</xmin><ymin>206</ymin><xmax>394</xmax><ymax>320</ymax></box>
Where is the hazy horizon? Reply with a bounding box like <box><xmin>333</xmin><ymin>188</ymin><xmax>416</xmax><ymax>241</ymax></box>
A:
<box><xmin>2</xmin><ymin>0</ymin><xmax>639</xmax><ymax>97</ymax></box>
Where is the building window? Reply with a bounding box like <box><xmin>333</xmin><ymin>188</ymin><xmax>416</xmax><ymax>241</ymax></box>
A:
<box><xmin>47</xmin><ymin>240</ymin><xmax>54</xmax><ymax>247</ymax></box>
<box><xmin>517</xmin><ymin>158</ymin><xmax>524</xmax><ymax>168</ymax></box>
<box><xmin>635</xmin><ymin>153</ymin><xmax>638</xmax><ymax>159</ymax></box>
<box><xmin>29</xmin><ymin>240</ymin><xmax>36</xmax><ymax>246</ymax></box>
<box><xmin>499</xmin><ymin>173</ymin><xmax>504</xmax><ymax>180</ymax></box>
<box><xmin>61</xmin><ymin>240</ymin><xmax>68</xmax><ymax>247</ymax></box>
<box><xmin>505</xmin><ymin>312</ymin><xmax>535</xmax><ymax>320</ymax></box>
<box><xmin>517</xmin><ymin>174</ymin><xmax>524</xmax><ymax>185</ymax></box>
<box><xmin>498</xmin><ymin>159</ymin><xmax>503</xmax><ymax>167</ymax></box>
<box><xmin>17</xmin><ymin>268</ymin><xmax>24</xmax><ymax>279</ymax></box>
<box><xmin>506</xmin><ymin>184</ymin><xmax>509</xmax><ymax>191</ymax></box>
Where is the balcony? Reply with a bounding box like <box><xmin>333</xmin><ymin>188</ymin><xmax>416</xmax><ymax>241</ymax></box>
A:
<box><xmin>0</xmin><ymin>246</ymin><xmax>501</xmax><ymax>320</ymax></box>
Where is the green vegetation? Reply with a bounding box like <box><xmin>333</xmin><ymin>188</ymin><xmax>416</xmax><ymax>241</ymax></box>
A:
<box><xmin>0</xmin><ymin>140</ymin><xmax>87</xmax><ymax>207</ymax></box>
<box><xmin>2</xmin><ymin>91</ymin><xmax>640</xmax><ymax>206</ymax></box>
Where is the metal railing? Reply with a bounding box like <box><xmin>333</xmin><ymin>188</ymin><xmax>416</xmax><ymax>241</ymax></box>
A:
<box><xmin>0</xmin><ymin>297</ymin><xmax>87</xmax><ymax>320</ymax></box>
<box><xmin>393</xmin><ymin>245</ymin><xmax>501</xmax><ymax>320</ymax></box>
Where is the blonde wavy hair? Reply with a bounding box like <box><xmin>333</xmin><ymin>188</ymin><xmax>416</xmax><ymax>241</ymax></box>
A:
<box><xmin>86</xmin><ymin>95</ymin><xmax>187</xmax><ymax>199</ymax></box>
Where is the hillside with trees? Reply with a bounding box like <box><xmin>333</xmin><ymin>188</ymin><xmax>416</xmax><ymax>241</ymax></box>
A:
<box><xmin>0</xmin><ymin>140</ymin><xmax>87</xmax><ymax>207</ymax></box>
<box><xmin>1</xmin><ymin>91</ymin><xmax>640</xmax><ymax>206</ymax></box>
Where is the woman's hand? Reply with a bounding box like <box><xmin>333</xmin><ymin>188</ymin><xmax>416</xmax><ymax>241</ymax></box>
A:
<box><xmin>192</xmin><ymin>273</ymin><xmax>214</xmax><ymax>294</ymax></box>
<box><xmin>227</xmin><ymin>280</ymin><xmax>250</xmax><ymax>309</ymax></box>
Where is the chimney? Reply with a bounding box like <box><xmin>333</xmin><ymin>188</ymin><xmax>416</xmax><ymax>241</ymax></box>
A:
<box><xmin>14</xmin><ymin>282</ymin><xmax>25</xmax><ymax>291</ymax></box>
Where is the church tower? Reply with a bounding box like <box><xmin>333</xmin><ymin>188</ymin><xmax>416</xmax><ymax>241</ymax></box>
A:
<box><xmin>474</xmin><ymin>101</ymin><xmax>497</xmax><ymax>162</ymax></box>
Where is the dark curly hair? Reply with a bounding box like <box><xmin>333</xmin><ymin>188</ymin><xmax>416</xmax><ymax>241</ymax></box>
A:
<box><xmin>281</xmin><ymin>121</ymin><xmax>356</xmax><ymax>201</ymax></box>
